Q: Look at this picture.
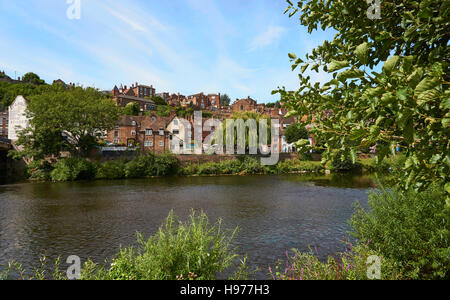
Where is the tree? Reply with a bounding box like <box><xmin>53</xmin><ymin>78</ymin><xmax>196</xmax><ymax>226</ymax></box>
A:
<box><xmin>278</xmin><ymin>0</ymin><xmax>449</xmax><ymax>192</ymax></box>
<box><xmin>220</xmin><ymin>94</ymin><xmax>231</xmax><ymax>106</ymax></box>
<box><xmin>284</xmin><ymin>123</ymin><xmax>309</xmax><ymax>144</ymax></box>
<box><xmin>14</xmin><ymin>87</ymin><xmax>120</xmax><ymax>159</ymax></box>
<box><xmin>151</xmin><ymin>96</ymin><xmax>167</xmax><ymax>106</ymax></box>
<box><xmin>22</xmin><ymin>72</ymin><xmax>45</xmax><ymax>85</ymax></box>
<box><xmin>123</xmin><ymin>102</ymin><xmax>140</xmax><ymax>116</ymax></box>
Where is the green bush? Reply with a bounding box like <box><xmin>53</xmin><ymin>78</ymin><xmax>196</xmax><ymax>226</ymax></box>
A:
<box><xmin>27</xmin><ymin>160</ymin><xmax>54</xmax><ymax>181</ymax></box>
<box><xmin>151</xmin><ymin>153</ymin><xmax>179</xmax><ymax>176</ymax></box>
<box><xmin>50</xmin><ymin>158</ymin><xmax>96</xmax><ymax>181</ymax></box>
<box><xmin>124</xmin><ymin>155</ymin><xmax>154</xmax><ymax>178</ymax></box>
<box><xmin>96</xmin><ymin>160</ymin><xmax>126</xmax><ymax>180</ymax></box>
<box><xmin>80</xmin><ymin>211</ymin><xmax>246</xmax><ymax>280</ymax></box>
<box><xmin>349</xmin><ymin>185</ymin><xmax>449</xmax><ymax>279</ymax></box>
<box><xmin>330</xmin><ymin>150</ymin><xmax>360</xmax><ymax>172</ymax></box>
<box><xmin>270</xmin><ymin>244</ymin><xmax>403</xmax><ymax>280</ymax></box>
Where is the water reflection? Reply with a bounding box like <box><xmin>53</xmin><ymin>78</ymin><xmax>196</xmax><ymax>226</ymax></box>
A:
<box><xmin>0</xmin><ymin>174</ymin><xmax>372</xmax><ymax>279</ymax></box>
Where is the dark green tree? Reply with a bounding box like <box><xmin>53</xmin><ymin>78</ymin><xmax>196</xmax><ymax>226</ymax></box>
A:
<box><xmin>13</xmin><ymin>87</ymin><xmax>120</xmax><ymax>159</ymax></box>
<box><xmin>284</xmin><ymin>123</ymin><xmax>309</xmax><ymax>144</ymax></box>
<box><xmin>123</xmin><ymin>102</ymin><xmax>140</xmax><ymax>116</ymax></box>
<box><xmin>220</xmin><ymin>94</ymin><xmax>231</xmax><ymax>106</ymax></box>
<box><xmin>22</xmin><ymin>72</ymin><xmax>45</xmax><ymax>85</ymax></box>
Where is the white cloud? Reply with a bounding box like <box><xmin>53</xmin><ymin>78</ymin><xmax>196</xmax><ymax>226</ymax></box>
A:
<box><xmin>248</xmin><ymin>25</ymin><xmax>286</xmax><ymax>51</ymax></box>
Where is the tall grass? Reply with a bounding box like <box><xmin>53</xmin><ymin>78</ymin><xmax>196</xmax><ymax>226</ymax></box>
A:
<box><xmin>80</xmin><ymin>211</ymin><xmax>248</xmax><ymax>280</ymax></box>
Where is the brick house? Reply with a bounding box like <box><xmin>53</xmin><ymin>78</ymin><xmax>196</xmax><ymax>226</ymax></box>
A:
<box><xmin>106</xmin><ymin>114</ymin><xmax>174</xmax><ymax>154</ymax></box>
<box><xmin>112</xmin><ymin>83</ymin><xmax>157</xmax><ymax>111</ymax></box>
<box><xmin>232</xmin><ymin>97</ymin><xmax>257</xmax><ymax>112</ymax></box>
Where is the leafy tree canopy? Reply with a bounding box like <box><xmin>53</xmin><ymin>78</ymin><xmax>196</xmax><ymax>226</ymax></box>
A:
<box><xmin>220</xmin><ymin>94</ymin><xmax>231</xmax><ymax>106</ymax></box>
<box><xmin>284</xmin><ymin>123</ymin><xmax>309</xmax><ymax>144</ymax></box>
<box><xmin>277</xmin><ymin>0</ymin><xmax>449</xmax><ymax>192</ymax></box>
<box><xmin>123</xmin><ymin>102</ymin><xmax>140</xmax><ymax>116</ymax></box>
<box><xmin>22</xmin><ymin>72</ymin><xmax>45</xmax><ymax>85</ymax></box>
<box><xmin>13</xmin><ymin>87</ymin><xmax>120</xmax><ymax>159</ymax></box>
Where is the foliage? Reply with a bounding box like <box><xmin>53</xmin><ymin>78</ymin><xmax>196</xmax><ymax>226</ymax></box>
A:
<box><xmin>14</xmin><ymin>87</ymin><xmax>120</xmax><ymax>159</ymax></box>
<box><xmin>26</xmin><ymin>160</ymin><xmax>54</xmax><ymax>181</ymax></box>
<box><xmin>265</xmin><ymin>101</ymin><xmax>281</xmax><ymax>109</ymax></box>
<box><xmin>124</xmin><ymin>155</ymin><xmax>155</xmax><ymax>178</ymax></box>
<box><xmin>80</xmin><ymin>211</ymin><xmax>243</xmax><ymax>280</ymax></box>
<box><xmin>349</xmin><ymin>185</ymin><xmax>449</xmax><ymax>279</ymax></box>
<box><xmin>122</xmin><ymin>102</ymin><xmax>140</xmax><ymax>116</ymax></box>
<box><xmin>96</xmin><ymin>160</ymin><xmax>126</xmax><ymax>180</ymax></box>
<box><xmin>279</xmin><ymin>0</ymin><xmax>449</xmax><ymax>192</ymax></box>
<box><xmin>284</xmin><ymin>123</ymin><xmax>309</xmax><ymax>144</ymax></box>
<box><xmin>151</xmin><ymin>153</ymin><xmax>179</xmax><ymax>176</ymax></box>
<box><xmin>50</xmin><ymin>157</ymin><xmax>96</xmax><ymax>182</ymax></box>
<box><xmin>220</xmin><ymin>94</ymin><xmax>231</xmax><ymax>106</ymax></box>
<box><xmin>151</xmin><ymin>96</ymin><xmax>167</xmax><ymax>106</ymax></box>
<box><xmin>270</xmin><ymin>244</ymin><xmax>402</xmax><ymax>280</ymax></box>
<box><xmin>330</xmin><ymin>150</ymin><xmax>360</xmax><ymax>172</ymax></box>
<box><xmin>22</xmin><ymin>72</ymin><xmax>45</xmax><ymax>85</ymax></box>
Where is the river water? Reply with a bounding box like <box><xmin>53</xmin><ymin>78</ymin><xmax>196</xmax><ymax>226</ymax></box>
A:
<box><xmin>0</xmin><ymin>174</ymin><xmax>375</xmax><ymax>279</ymax></box>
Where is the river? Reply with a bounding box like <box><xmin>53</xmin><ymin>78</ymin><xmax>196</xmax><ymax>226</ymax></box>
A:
<box><xmin>0</xmin><ymin>174</ymin><xmax>375</xmax><ymax>279</ymax></box>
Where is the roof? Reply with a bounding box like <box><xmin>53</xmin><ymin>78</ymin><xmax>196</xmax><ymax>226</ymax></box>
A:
<box><xmin>115</xmin><ymin>94</ymin><xmax>156</xmax><ymax>104</ymax></box>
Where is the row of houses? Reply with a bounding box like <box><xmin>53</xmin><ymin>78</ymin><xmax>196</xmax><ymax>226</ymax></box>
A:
<box><xmin>110</xmin><ymin>82</ymin><xmax>288</xmax><ymax>118</ymax></box>
<box><xmin>6</xmin><ymin>95</ymin><xmax>303</xmax><ymax>154</ymax></box>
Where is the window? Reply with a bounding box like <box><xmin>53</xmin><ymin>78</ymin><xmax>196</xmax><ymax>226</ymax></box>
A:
<box><xmin>144</xmin><ymin>141</ymin><xmax>153</xmax><ymax>147</ymax></box>
<box><xmin>115</xmin><ymin>125</ymin><xmax>119</xmax><ymax>129</ymax></box>
<box><xmin>159</xmin><ymin>129</ymin><xmax>164</xmax><ymax>136</ymax></box>
<box><xmin>159</xmin><ymin>141</ymin><xmax>164</xmax><ymax>147</ymax></box>
<box><xmin>145</xmin><ymin>129</ymin><xmax>153</xmax><ymax>136</ymax></box>
<box><xmin>114</xmin><ymin>138</ymin><xmax>119</xmax><ymax>144</ymax></box>
<box><xmin>174</xmin><ymin>119</ymin><xmax>178</xmax><ymax>126</ymax></box>
<box><xmin>152</xmin><ymin>117</ymin><xmax>156</xmax><ymax>123</ymax></box>
<box><xmin>131</xmin><ymin>121</ymin><xmax>136</xmax><ymax>126</ymax></box>
<box><xmin>131</xmin><ymin>130</ymin><xmax>136</xmax><ymax>136</ymax></box>
<box><xmin>173</xmin><ymin>130</ymin><xmax>179</xmax><ymax>135</ymax></box>
<box><xmin>114</xmin><ymin>131</ymin><xmax>119</xmax><ymax>137</ymax></box>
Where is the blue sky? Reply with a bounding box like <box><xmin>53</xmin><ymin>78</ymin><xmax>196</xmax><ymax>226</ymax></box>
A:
<box><xmin>0</xmin><ymin>0</ymin><xmax>333</xmax><ymax>103</ymax></box>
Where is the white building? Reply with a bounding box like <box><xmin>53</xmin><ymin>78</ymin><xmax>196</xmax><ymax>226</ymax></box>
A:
<box><xmin>8</xmin><ymin>95</ymin><xmax>30</xmax><ymax>141</ymax></box>
<box><xmin>166</xmin><ymin>117</ymin><xmax>192</xmax><ymax>154</ymax></box>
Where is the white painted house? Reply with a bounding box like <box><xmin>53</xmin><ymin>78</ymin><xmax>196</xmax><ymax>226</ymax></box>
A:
<box><xmin>8</xmin><ymin>95</ymin><xmax>30</xmax><ymax>141</ymax></box>
<box><xmin>166</xmin><ymin>117</ymin><xmax>193</xmax><ymax>154</ymax></box>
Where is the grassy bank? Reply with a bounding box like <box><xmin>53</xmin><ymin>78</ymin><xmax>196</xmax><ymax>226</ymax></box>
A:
<box><xmin>27</xmin><ymin>154</ymin><xmax>325</xmax><ymax>182</ymax></box>
<box><xmin>25</xmin><ymin>153</ymin><xmax>407</xmax><ymax>182</ymax></box>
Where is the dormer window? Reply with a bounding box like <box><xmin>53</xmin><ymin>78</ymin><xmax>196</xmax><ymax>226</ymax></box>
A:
<box><xmin>131</xmin><ymin>121</ymin><xmax>137</xmax><ymax>126</ymax></box>
<box><xmin>145</xmin><ymin>129</ymin><xmax>153</xmax><ymax>136</ymax></box>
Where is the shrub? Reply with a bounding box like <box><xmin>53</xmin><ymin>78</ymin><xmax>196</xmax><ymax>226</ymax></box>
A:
<box><xmin>124</xmin><ymin>155</ymin><xmax>154</xmax><ymax>178</ymax></box>
<box><xmin>330</xmin><ymin>150</ymin><xmax>360</xmax><ymax>172</ymax></box>
<box><xmin>27</xmin><ymin>160</ymin><xmax>54</xmax><ymax>181</ymax></box>
<box><xmin>50</xmin><ymin>158</ymin><xmax>96</xmax><ymax>181</ymax></box>
<box><xmin>349</xmin><ymin>185</ymin><xmax>449</xmax><ymax>279</ymax></box>
<box><xmin>96</xmin><ymin>160</ymin><xmax>126</xmax><ymax>180</ymax></box>
<box><xmin>270</xmin><ymin>244</ymin><xmax>403</xmax><ymax>280</ymax></box>
<box><xmin>151</xmin><ymin>153</ymin><xmax>179</xmax><ymax>176</ymax></box>
<box><xmin>80</xmin><ymin>211</ymin><xmax>246</xmax><ymax>280</ymax></box>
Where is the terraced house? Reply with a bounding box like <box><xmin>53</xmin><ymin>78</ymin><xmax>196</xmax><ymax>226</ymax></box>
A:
<box><xmin>0</xmin><ymin>108</ymin><xmax>8</xmax><ymax>138</ymax></box>
<box><xmin>112</xmin><ymin>82</ymin><xmax>157</xmax><ymax>112</ymax></box>
<box><xmin>107</xmin><ymin>115</ymin><xmax>173</xmax><ymax>154</ymax></box>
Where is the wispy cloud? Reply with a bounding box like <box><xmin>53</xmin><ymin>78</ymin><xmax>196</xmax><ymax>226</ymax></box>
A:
<box><xmin>248</xmin><ymin>25</ymin><xmax>286</xmax><ymax>52</ymax></box>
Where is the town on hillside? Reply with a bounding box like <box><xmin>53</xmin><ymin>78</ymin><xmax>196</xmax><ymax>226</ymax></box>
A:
<box><xmin>2</xmin><ymin>77</ymin><xmax>313</xmax><ymax>155</ymax></box>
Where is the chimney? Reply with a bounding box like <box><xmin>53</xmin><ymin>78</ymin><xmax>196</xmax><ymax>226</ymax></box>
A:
<box><xmin>136</xmin><ymin>82</ymin><xmax>138</xmax><ymax>87</ymax></box>
<box><xmin>170</xmin><ymin>110</ymin><xmax>176</xmax><ymax>119</ymax></box>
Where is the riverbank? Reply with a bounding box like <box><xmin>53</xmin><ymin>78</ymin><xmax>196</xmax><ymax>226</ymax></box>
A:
<box><xmin>21</xmin><ymin>153</ymin><xmax>406</xmax><ymax>183</ymax></box>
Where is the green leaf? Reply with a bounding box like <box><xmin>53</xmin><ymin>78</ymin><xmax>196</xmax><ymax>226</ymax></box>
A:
<box><xmin>328</xmin><ymin>60</ymin><xmax>349</xmax><ymax>72</ymax></box>
<box><xmin>349</xmin><ymin>128</ymin><xmax>366</xmax><ymax>141</ymax></box>
<box><xmin>354</xmin><ymin>42</ymin><xmax>369</xmax><ymax>64</ymax></box>
<box><xmin>288</xmin><ymin>53</ymin><xmax>297</xmax><ymax>59</ymax></box>
<box><xmin>383</xmin><ymin>56</ymin><xmax>400</xmax><ymax>74</ymax></box>
<box><xmin>414</xmin><ymin>77</ymin><xmax>440</xmax><ymax>95</ymax></box>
